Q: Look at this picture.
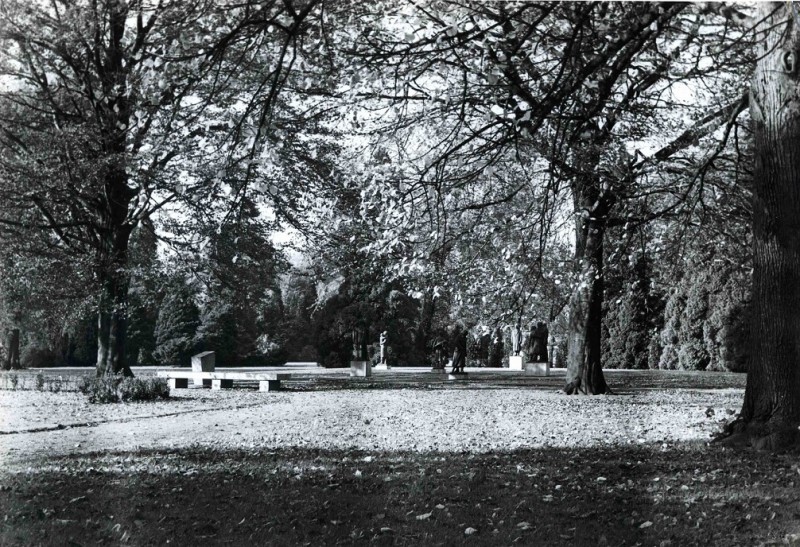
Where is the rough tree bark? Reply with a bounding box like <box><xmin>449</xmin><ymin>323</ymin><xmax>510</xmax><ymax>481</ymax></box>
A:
<box><xmin>724</xmin><ymin>5</ymin><xmax>800</xmax><ymax>449</ymax></box>
<box><xmin>95</xmin><ymin>197</ymin><xmax>135</xmax><ymax>378</ymax></box>
<box><xmin>93</xmin><ymin>4</ymin><xmax>135</xmax><ymax>378</ymax></box>
<box><xmin>564</xmin><ymin>184</ymin><xmax>615</xmax><ymax>395</ymax></box>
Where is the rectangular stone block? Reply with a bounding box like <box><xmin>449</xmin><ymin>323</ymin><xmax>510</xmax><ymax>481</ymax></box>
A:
<box><xmin>509</xmin><ymin>355</ymin><xmax>524</xmax><ymax>370</ymax></box>
<box><xmin>192</xmin><ymin>351</ymin><xmax>215</xmax><ymax>386</ymax></box>
<box><xmin>169</xmin><ymin>378</ymin><xmax>188</xmax><ymax>389</ymax></box>
<box><xmin>350</xmin><ymin>361</ymin><xmax>372</xmax><ymax>377</ymax></box>
<box><xmin>373</xmin><ymin>363</ymin><xmax>391</xmax><ymax>371</ymax></box>
<box><xmin>447</xmin><ymin>373</ymin><xmax>468</xmax><ymax>381</ymax></box>
<box><xmin>525</xmin><ymin>362</ymin><xmax>550</xmax><ymax>376</ymax></box>
<box><xmin>259</xmin><ymin>380</ymin><xmax>281</xmax><ymax>391</ymax></box>
<box><xmin>211</xmin><ymin>379</ymin><xmax>234</xmax><ymax>390</ymax></box>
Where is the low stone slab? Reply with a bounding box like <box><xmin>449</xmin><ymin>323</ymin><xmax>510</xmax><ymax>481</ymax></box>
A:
<box><xmin>158</xmin><ymin>370</ymin><xmax>291</xmax><ymax>391</ymax></box>
<box><xmin>448</xmin><ymin>372</ymin><xmax>469</xmax><ymax>380</ymax></box>
<box><xmin>525</xmin><ymin>362</ymin><xmax>550</xmax><ymax>376</ymax></box>
<box><xmin>350</xmin><ymin>361</ymin><xmax>372</xmax><ymax>377</ymax></box>
<box><xmin>373</xmin><ymin>363</ymin><xmax>391</xmax><ymax>371</ymax></box>
<box><xmin>509</xmin><ymin>355</ymin><xmax>524</xmax><ymax>370</ymax></box>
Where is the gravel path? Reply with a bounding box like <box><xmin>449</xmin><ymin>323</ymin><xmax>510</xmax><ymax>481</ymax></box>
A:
<box><xmin>0</xmin><ymin>370</ymin><xmax>745</xmax><ymax>472</ymax></box>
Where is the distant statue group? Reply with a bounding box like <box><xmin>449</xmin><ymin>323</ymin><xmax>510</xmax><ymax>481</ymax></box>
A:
<box><xmin>350</xmin><ymin>318</ymin><xmax>548</xmax><ymax>372</ymax></box>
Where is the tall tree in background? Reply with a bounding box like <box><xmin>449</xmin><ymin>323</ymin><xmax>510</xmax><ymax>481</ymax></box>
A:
<box><xmin>0</xmin><ymin>0</ymin><xmax>321</xmax><ymax>375</ymax></box>
<box><xmin>194</xmin><ymin>197</ymin><xmax>287</xmax><ymax>366</ymax></box>
<box><xmin>346</xmin><ymin>1</ymin><xmax>751</xmax><ymax>392</ymax></box>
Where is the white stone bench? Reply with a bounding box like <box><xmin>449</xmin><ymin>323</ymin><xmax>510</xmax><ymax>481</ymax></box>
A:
<box><xmin>157</xmin><ymin>371</ymin><xmax>291</xmax><ymax>391</ymax></box>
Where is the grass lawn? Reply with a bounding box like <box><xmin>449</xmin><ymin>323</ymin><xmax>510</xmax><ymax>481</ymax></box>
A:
<box><xmin>0</xmin><ymin>368</ymin><xmax>797</xmax><ymax>546</ymax></box>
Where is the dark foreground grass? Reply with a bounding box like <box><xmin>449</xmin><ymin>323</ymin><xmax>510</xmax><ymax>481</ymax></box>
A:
<box><xmin>1</xmin><ymin>444</ymin><xmax>799</xmax><ymax>546</ymax></box>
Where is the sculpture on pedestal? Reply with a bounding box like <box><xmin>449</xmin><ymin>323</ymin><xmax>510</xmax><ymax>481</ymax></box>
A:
<box><xmin>526</xmin><ymin>321</ymin><xmax>549</xmax><ymax>363</ymax></box>
<box><xmin>379</xmin><ymin>331</ymin><xmax>388</xmax><ymax>365</ymax></box>
<box><xmin>352</xmin><ymin>322</ymin><xmax>369</xmax><ymax>362</ymax></box>
<box><xmin>510</xmin><ymin>322</ymin><xmax>522</xmax><ymax>356</ymax></box>
<box><xmin>451</xmin><ymin>325</ymin><xmax>468</xmax><ymax>374</ymax></box>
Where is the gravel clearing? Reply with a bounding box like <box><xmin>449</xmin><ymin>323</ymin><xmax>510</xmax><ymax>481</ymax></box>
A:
<box><xmin>0</xmin><ymin>369</ymin><xmax>745</xmax><ymax>472</ymax></box>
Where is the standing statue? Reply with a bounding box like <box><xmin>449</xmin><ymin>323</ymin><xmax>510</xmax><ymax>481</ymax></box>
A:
<box><xmin>510</xmin><ymin>322</ymin><xmax>522</xmax><ymax>356</ymax></box>
<box><xmin>526</xmin><ymin>321</ymin><xmax>549</xmax><ymax>363</ymax></box>
<box><xmin>352</xmin><ymin>322</ymin><xmax>369</xmax><ymax>361</ymax></box>
<box><xmin>451</xmin><ymin>325</ymin><xmax>468</xmax><ymax>374</ymax></box>
<box><xmin>379</xmin><ymin>331</ymin><xmax>388</xmax><ymax>365</ymax></box>
<box><xmin>431</xmin><ymin>333</ymin><xmax>447</xmax><ymax>370</ymax></box>
<box><xmin>488</xmin><ymin>326</ymin><xmax>504</xmax><ymax>368</ymax></box>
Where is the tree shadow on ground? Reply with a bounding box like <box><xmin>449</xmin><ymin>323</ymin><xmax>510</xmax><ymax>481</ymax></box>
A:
<box><xmin>1</xmin><ymin>443</ymin><xmax>797</xmax><ymax>546</ymax></box>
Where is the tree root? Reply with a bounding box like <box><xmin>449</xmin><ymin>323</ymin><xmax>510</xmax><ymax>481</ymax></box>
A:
<box><xmin>563</xmin><ymin>379</ymin><xmax>612</xmax><ymax>395</ymax></box>
<box><xmin>714</xmin><ymin>417</ymin><xmax>800</xmax><ymax>452</ymax></box>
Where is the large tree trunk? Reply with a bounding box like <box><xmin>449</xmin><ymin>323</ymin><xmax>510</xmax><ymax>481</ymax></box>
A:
<box><xmin>724</xmin><ymin>7</ymin><xmax>800</xmax><ymax>449</ymax></box>
<box><xmin>564</xmin><ymin>184</ymin><xmax>615</xmax><ymax>395</ymax></box>
<box><xmin>92</xmin><ymin>1</ymin><xmax>135</xmax><ymax>377</ymax></box>
<box><xmin>564</xmin><ymin>213</ymin><xmax>609</xmax><ymax>394</ymax></box>
<box><xmin>95</xmin><ymin>203</ymin><xmax>134</xmax><ymax>378</ymax></box>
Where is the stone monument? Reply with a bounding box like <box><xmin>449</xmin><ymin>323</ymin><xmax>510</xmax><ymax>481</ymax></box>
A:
<box><xmin>509</xmin><ymin>322</ymin><xmax>524</xmax><ymax>370</ymax></box>
<box><xmin>525</xmin><ymin>321</ymin><xmax>550</xmax><ymax>376</ymax></box>
<box><xmin>191</xmin><ymin>351</ymin><xmax>215</xmax><ymax>387</ymax></box>
<box><xmin>350</xmin><ymin>321</ymin><xmax>372</xmax><ymax>377</ymax></box>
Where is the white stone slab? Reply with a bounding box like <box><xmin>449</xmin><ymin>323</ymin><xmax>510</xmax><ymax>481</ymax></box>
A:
<box><xmin>509</xmin><ymin>355</ymin><xmax>524</xmax><ymax>370</ymax></box>
<box><xmin>525</xmin><ymin>362</ymin><xmax>550</xmax><ymax>376</ymax></box>
<box><xmin>350</xmin><ymin>361</ymin><xmax>372</xmax><ymax>377</ymax></box>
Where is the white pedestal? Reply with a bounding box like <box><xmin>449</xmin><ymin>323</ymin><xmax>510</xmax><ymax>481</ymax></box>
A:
<box><xmin>509</xmin><ymin>355</ymin><xmax>524</xmax><ymax>370</ymax></box>
<box><xmin>374</xmin><ymin>363</ymin><xmax>391</xmax><ymax>371</ymax></box>
<box><xmin>448</xmin><ymin>372</ymin><xmax>468</xmax><ymax>380</ymax></box>
<box><xmin>350</xmin><ymin>361</ymin><xmax>372</xmax><ymax>377</ymax></box>
<box><xmin>525</xmin><ymin>361</ymin><xmax>550</xmax><ymax>376</ymax></box>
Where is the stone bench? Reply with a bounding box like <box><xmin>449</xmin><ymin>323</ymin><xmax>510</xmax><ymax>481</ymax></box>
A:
<box><xmin>157</xmin><ymin>371</ymin><xmax>291</xmax><ymax>391</ymax></box>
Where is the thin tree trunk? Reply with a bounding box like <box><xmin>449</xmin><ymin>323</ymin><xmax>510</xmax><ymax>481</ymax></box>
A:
<box><xmin>4</xmin><ymin>328</ymin><xmax>20</xmax><ymax>370</ymax></box>
<box><xmin>723</xmin><ymin>6</ymin><xmax>800</xmax><ymax>449</ymax></box>
<box><xmin>415</xmin><ymin>292</ymin><xmax>435</xmax><ymax>364</ymax></box>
